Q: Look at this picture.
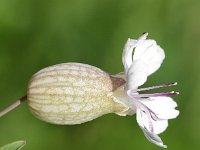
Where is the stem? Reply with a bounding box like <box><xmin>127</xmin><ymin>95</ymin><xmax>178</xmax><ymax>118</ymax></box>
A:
<box><xmin>0</xmin><ymin>95</ymin><xmax>27</xmax><ymax>118</ymax></box>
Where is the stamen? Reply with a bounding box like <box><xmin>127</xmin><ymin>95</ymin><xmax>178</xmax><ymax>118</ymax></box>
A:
<box><xmin>135</xmin><ymin>82</ymin><xmax>177</xmax><ymax>92</ymax></box>
<box><xmin>129</xmin><ymin>91</ymin><xmax>179</xmax><ymax>98</ymax></box>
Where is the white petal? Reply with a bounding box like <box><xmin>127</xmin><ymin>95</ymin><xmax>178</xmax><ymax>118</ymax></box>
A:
<box><xmin>141</xmin><ymin>127</ymin><xmax>167</xmax><ymax>148</ymax></box>
<box><xmin>122</xmin><ymin>38</ymin><xmax>138</xmax><ymax>74</ymax></box>
<box><xmin>136</xmin><ymin>109</ymin><xmax>167</xmax><ymax>146</ymax></box>
<box><xmin>126</xmin><ymin>60</ymin><xmax>148</xmax><ymax>90</ymax></box>
<box><xmin>141</xmin><ymin>97</ymin><xmax>179</xmax><ymax>120</ymax></box>
<box><xmin>136</xmin><ymin>109</ymin><xmax>148</xmax><ymax>129</ymax></box>
<box><xmin>136</xmin><ymin>108</ymin><xmax>168</xmax><ymax>134</ymax></box>
<box><xmin>152</xmin><ymin>119</ymin><xmax>168</xmax><ymax>134</ymax></box>
<box><xmin>122</xmin><ymin>33</ymin><xmax>148</xmax><ymax>75</ymax></box>
<box><xmin>123</xmin><ymin>34</ymin><xmax>165</xmax><ymax>89</ymax></box>
<box><xmin>133</xmin><ymin>39</ymin><xmax>165</xmax><ymax>75</ymax></box>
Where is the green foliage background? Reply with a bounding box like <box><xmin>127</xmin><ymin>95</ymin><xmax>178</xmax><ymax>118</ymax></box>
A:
<box><xmin>0</xmin><ymin>0</ymin><xmax>199</xmax><ymax>149</ymax></box>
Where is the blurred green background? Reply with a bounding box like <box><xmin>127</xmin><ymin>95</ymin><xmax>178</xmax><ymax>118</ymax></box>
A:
<box><xmin>0</xmin><ymin>0</ymin><xmax>199</xmax><ymax>149</ymax></box>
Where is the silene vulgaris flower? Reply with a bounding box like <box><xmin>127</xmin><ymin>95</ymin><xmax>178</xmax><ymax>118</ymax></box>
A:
<box><xmin>113</xmin><ymin>33</ymin><xmax>179</xmax><ymax>148</ymax></box>
<box><xmin>0</xmin><ymin>32</ymin><xmax>179</xmax><ymax>148</ymax></box>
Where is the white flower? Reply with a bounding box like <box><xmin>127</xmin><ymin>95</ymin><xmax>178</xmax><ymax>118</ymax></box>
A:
<box><xmin>115</xmin><ymin>33</ymin><xmax>179</xmax><ymax>148</ymax></box>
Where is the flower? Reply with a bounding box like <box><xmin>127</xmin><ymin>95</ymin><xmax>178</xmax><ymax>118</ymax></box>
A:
<box><xmin>114</xmin><ymin>33</ymin><xmax>179</xmax><ymax>148</ymax></box>
<box><xmin>0</xmin><ymin>31</ymin><xmax>179</xmax><ymax>148</ymax></box>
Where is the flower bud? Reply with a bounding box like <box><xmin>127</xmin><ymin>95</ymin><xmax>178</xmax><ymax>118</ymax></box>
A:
<box><xmin>27</xmin><ymin>63</ymin><xmax>128</xmax><ymax>125</ymax></box>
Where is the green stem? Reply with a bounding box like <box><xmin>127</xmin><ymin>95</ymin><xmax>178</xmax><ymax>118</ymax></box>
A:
<box><xmin>0</xmin><ymin>95</ymin><xmax>27</xmax><ymax>118</ymax></box>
